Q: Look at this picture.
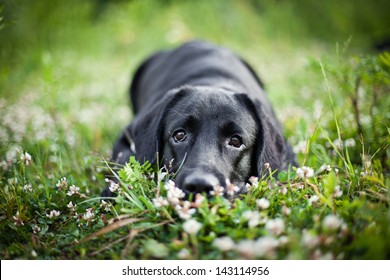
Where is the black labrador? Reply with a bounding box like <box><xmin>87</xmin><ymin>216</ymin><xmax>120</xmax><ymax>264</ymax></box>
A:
<box><xmin>103</xmin><ymin>40</ymin><xmax>296</xmax><ymax>197</ymax></box>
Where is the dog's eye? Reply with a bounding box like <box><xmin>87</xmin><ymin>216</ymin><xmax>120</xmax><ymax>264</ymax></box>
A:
<box><xmin>229</xmin><ymin>135</ymin><xmax>243</xmax><ymax>148</ymax></box>
<box><xmin>173</xmin><ymin>130</ymin><xmax>187</xmax><ymax>142</ymax></box>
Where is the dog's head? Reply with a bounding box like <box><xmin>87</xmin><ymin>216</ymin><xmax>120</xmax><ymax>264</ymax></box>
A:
<box><xmin>128</xmin><ymin>86</ymin><xmax>293</xmax><ymax>196</ymax></box>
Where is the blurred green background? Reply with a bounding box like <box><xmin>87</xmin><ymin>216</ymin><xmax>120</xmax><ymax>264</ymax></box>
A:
<box><xmin>1</xmin><ymin>0</ymin><xmax>389</xmax><ymax>154</ymax></box>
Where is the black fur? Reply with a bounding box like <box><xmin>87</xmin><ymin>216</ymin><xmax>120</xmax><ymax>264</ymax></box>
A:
<box><xmin>102</xmin><ymin>41</ymin><xmax>296</xmax><ymax>197</ymax></box>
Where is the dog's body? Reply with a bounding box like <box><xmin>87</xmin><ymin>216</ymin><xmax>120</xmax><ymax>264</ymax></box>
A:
<box><xmin>104</xmin><ymin>41</ymin><xmax>296</xmax><ymax>197</ymax></box>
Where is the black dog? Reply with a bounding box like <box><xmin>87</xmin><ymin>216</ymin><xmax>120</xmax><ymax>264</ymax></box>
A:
<box><xmin>103</xmin><ymin>41</ymin><xmax>296</xmax><ymax>197</ymax></box>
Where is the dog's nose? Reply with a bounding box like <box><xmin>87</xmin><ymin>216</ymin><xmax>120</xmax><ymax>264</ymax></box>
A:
<box><xmin>182</xmin><ymin>173</ymin><xmax>220</xmax><ymax>194</ymax></box>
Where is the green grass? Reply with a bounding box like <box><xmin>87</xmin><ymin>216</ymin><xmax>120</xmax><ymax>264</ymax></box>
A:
<box><xmin>0</xmin><ymin>0</ymin><xmax>389</xmax><ymax>259</ymax></box>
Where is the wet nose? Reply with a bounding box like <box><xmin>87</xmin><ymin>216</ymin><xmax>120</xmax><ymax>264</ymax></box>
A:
<box><xmin>182</xmin><ymin>173</ymin><xmax>221</xmax><ymax>194</ymax></box>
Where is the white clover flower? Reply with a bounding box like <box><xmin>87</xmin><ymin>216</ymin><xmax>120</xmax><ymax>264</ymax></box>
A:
<box><xmin>32</xmin><ymin>225</ymin><xmax>41</xmax><ymax>234</ymax></box>
<box><xmin>0</xmin><ymin>160</ymin><xmax>9</xmax><ymax>171</ymax></box>
<box><xmin>293</xmin><ymin>140</ymin><xmax>307</xmax><ymax>154</ymax></box>
<box><xmin>319</xmin><ymin>164</ymin><xmax>332</xmax><ymax>172</ymax></box>
<box><xmin>8</xmin><ymin>177</ymin><xmax>18</xmax><ymax>185</ymax></box>
<box><xmin>20</xmin><ymin>151</ymin><xmax>32</xmax><ymax>165</ymax></box>
<box><xmin>99</xmin><ymin>200</ymin><xmax>112</xmax><ymax>212</ymax></box>
<box><xmin>235</xmin><ymin>239</ymin><xmax>256</xmax><ymax>258</ymax></box>
<box><xmin>182</xmin><ymin>219</ymin><xmax>202</xmax><ymax>235</ymax></box>
<box><xmin>242</xmin><ymin>210</ymin><xmax>260</xmax><ymax>228</ymax></box>
<box><xmin>23</xmin><ymin>184</ymin><xmax>33</xmax><ymax>192</ymax></box>
<box><xmin>210</xmin><ymin>185</ymin><xmax>224</xmax><ymax>197</ymax></box>
<box><xmin>333</xmin><ymin>139</ymin><xmax>343</xmax><ymax>150</ymax></box>
<box><xmin>282</xmin><ymin>205</ymin><xmax>291</xmax><ymax>216</ymax></box>
<box><xmin>66</xmin><ymin>185</ymin><xmax>80</xmax><ymax>196</ymax></box>
<box><xmin>213</xmin><ymin>236</ymin><xmax>235</xmax><ymax>252</ymax></box>
<box><xmin>301</xmin><ymin>230</ymin><xmax>319</xmax><ymax>249</ymax></box>
<box><xmin>67</xmin><ymin>201</ymin><xmax>77</xmax><ymax>213</ymax></box>
<box><xmin>333</xmin><ymin>185</ymin><xmax>343</xmax><ymax>198</ymax></box>
<box><xmin>254</xmin><ymin>236</ymin><xmax>279</xmax><ymax>258</ymax></box>
<box><xmin>345</xmin><ymin>138</ymin><xmax>356</xmax><ymax>147</ymax></box>
<box><xmin>249</xmin><ymin>176</ymin><xmax>259</xmax><ymax>186</ymax></box>
<box><xmin>83</xmin><ymin>208</ymin><xmax>95</xmax><ymax>223</ymax></box>
<box><xmin>256</xmin><ymin>198</ymin><xmax>270</xmax><ymax>210</ymax></box>
<box><xmin>164</xmin><ymin>180</ymin><xmax>176</xmax><ymax>191</ymax></box>
<box><xmin>13</xmin><ymin>211</ymin><xmax>24</xmax><ymax>226</ymax></box>
<box><xmin>105</xmin><ymin>179</ymin><xmax>119</xmax><ymax>193</ymax></box>
<box><xmin>177</xmin><ymin>248</ymin><xmax>191</xmax><ymax>259</ymax></box>
<box><xmin>308</xmin><ymin>195</ymin><xmax>320</xmax><ymax>206</ymax></box>
<box><xmin>166</xmin><ymin>185</ymin><xmax>185</xmax><ymax>205</ymax></box>
<box><xmin>153</xmin><ymin>196</ymin><xmax>169</xmax><ymax>208</ymax></box>
<box><xmin>265</xmin><ymin>218</ymin><xmax>285</xmax><ymax>235</ymax></box>
<box><xmin>176</xmin><ymin>201</ymin><xmax>196</xmax><ymax>220</ymax></box>
<box><xmin>296</xmin><ymin>166</ymin><xmax>314</xmax><ymax>179</ymax></box>
<box><xmin>225</xmin><ymin>179</ymin><xmax>240</xmax><ymax>196</ymax></box>
<box><xmin>323</xmin><ymin>214</ymin><xmax>343</xmax><ymax>231</ymax></box>
<box><xmin>194</xmin><ymin>193</ymin><xmax>205</xmax><ymax>207</ymax></box>
<box><xmin>46</xmin><ymin>210</ymin><xmax>61</xmax><ymax>218</ymax></box>
<box><xmin>56</xmin><ymin>177</ymin><xmax>67</xmax><ymax>191</ymax></box>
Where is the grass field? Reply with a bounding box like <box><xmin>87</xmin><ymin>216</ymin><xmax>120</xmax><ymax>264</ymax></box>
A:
<box><xmin>0</xmin><ymin>0</ymin><xmax>389</xmax><ymax>259</ymax></box>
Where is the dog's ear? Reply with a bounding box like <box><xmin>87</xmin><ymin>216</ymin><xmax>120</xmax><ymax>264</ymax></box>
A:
<box><xmin>128</xmin><ymin>88</ymin><xmax>186</xmax><ymax>165</ymax></box>
<box><xmin>237</xmin><ymin>94</ymin><xmax>296</xmax><ymax>176</ymax></box>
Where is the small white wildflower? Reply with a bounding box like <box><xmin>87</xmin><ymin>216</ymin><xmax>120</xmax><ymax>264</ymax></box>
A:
<box><xmin>249</xmin><ymin>176</ymin><xmax>259</xmax><ymax>186</ymax></box>
<box><xmin>313</xmin><ymin>249</ymin><xmax>333</xmax><ymax>260</ymax></box>
<box><xmin>23</xmin><ymin>184</ymin><xmax>33</xmax><ymax>192</ymax></box>
<box><xmin>13</xmin><ymin>211</ymin><xmax>24</xmax><ymax>226</ymax></box>
<box><xmin>153</xmin><ymin>196</ymin><xmax>169</xmax><ymax>208</ymax></box>
<box><xmin>0</xmin><ymin>160</ymin><xmax>9</xmax><ymax>170</ymax></box>
<box><xmin>167</xmin><ymin>185</ymin><xmax>185</xmax><ymax>205</ymax></box>
<box><xmin>99</xmin><ymin>200</ymin><xmax>112</xmax><ymax>212</ymax></box>
<box><xmin>225</xmin><ymin>179</ymin><xmax>239</xmax><ymax>196</ymax></box>
<box><xmin>164</xmin><ymin>179</ymin><xmax>176</xmax><ymax>191</ymax></box>
<box><xmin>345</xmin><ymin>138</ymin><xmax>356</xmax><ymax>147</ymax></box>
<box><xmin>333</xmin><ymin>185</ymin><xmax>343</xmax><ymax>198</ymax></box>
<box><xmin>301</xmin><ymin>230</ymin><xmax>319</xmax><ymax>249</ymax></box>
<box><xmin>254</xmin><ymin>236</ymin><xmax>279</xmax><ymax>258</ymax></box>
<box><xmin>282</xmin><ymin>205</ymin><xmax>291</xmax><ymax>216</ymax></box>
<box><xmin>235</xmin><ymin>239</ymin><xmax>256</xmax><ymax>258</ymax></box>
<box><xmin>56</xmin><ymin>177</ymin><xmax>67</xmax><ymax>191</ymax></box>
<box><xmin>83</xmin><ymin>208</ymin><xmax>95</xmax><ymax>224</ymax></box>
<box><xmin>46</xmin><ymin>210</ymin><xmax>61</xmax><ymax>218</ymax></box>
<box><xmin>194</xmin><ymin>193</ymin><xmax>205</xmax><ymax>207</ymax></box>
<box><xmin>293</xmin><ymin>140</ymin><xmax>307</xmax><ymax>154</ymax></box>
<box><xmin>335</xmin><ymin>168</ymin><xmax>339</xmax><ymax>174</ymax></box>
<box><xmin>265</xmin><ymin>218</ymin><xmax>285</xmax><ymax>235</ymax></box>
<box><xmin>67</xmin><ymin>201</ymin><xmax>77</xmax><ymax>213</ymax></box>
<box><xmin>177</xmin><ymin>248</ymin><xmax>191</xmax><ymax>259</ymax></box>
<box><xmin>264</xmin><ymin>162</ymin><xmax>270</xmax><ymax>170</ymax></box>
<box><xmin>278</xmin><ymin>236</ymin><xmax>289</xmax><ymax>246</ymax></box>
<box><xmin>31</xmin><ymin>250</ymin><xmax>38</xmax><ymax>258</ymax></box>
<box><xmin>66</xmin><ymin>185</ymin><xmax>80</xmax><ymax>196</ymax></box>
<box><xmin>278</xmin><ymin>187</ymin><xmax>288</xmax><ymax>195</ymax></box>
<box><xmin>319</xmin><ymin>164</ymin><xmax>332</xmax><ymax>172</ymax></box>
<box><xmin>210</xmin><ymin>184</ymin><xmax>224</xmax><ymax>197</ymax></box>
<box><xmin>296</xmin><ymin>166</ymin><xmax>314</xmax><ymax>179</ymax></box>
<box><xmin>106</xmin><ymin>179</ymin><xmax>119</xmax><ymax>193</ymax></box>
<box><xmin>182</xmin><ymin>219</ymin><xmax>202</xmax><ymax>235</ymax></box>
<box><xmin>8</xmin><ymin>177</ymin><xmax>18</xmax><ymax>185</ymax></box>
<box><xmin>213</xmin><ymin>236</ymin><xmax>235</xmax><ymax>251</ymax></box>
<box><xmin>308</xmin><ymin>195</ymin><xmax>320</xmax><ymax>205</ymax></box>
<box><xmin>20</xmin><ymin>151</ymin><xmax>32</xmax><ymax>165</ymax></box>
<box><xmin>32</xmin><ymin>225</ymin><xmax>41</xmax><ymax>234</ymax></box>
<box><xmin>242</xmin><ymin>210</ymin><xmax>260</xmax><ymax>228</ymax></box>
<box><xmin>256</xmin><ymin>198</ymin><xmax>270</xmax><ymax>210</ymax></box>
<box><xmin>323</xmin><ymin>214</ymin><xmax>343</xmax><ymax>231</ymax></box>
<box><xmin>176</xmin><ymin>201</ymin><xmax>196</xmax><ymax>220</ymax></box>
<box><xmin>333</xmin><ymin>139</ymin><xmax>343</xmax><ymax>150</ymax></box>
